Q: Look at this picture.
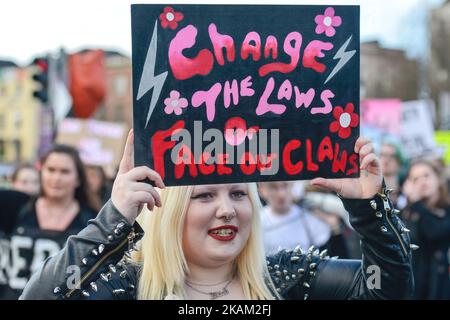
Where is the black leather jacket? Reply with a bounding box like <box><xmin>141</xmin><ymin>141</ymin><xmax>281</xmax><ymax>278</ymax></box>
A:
<box><xmin>20</xmin><ymin>187</ymin><xmax>414</xmax><ymax>300</ymax></box>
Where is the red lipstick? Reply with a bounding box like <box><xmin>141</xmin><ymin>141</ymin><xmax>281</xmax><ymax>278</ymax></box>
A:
<box><xmin>207</xmin><ymin>225</ymin><xmax>238</xmax><ymax>241</ymax></box>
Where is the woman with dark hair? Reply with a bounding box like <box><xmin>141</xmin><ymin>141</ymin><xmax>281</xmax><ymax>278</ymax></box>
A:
<box><xmin>402</xmin><ymin>160</ymin><xmax>450</xmax><ymax>299</ymax></box>
<box><xmin>85</xmin><ymin>165</ymin><xmax>112</xmax><ymax>211</ymax></box>
<box><xmin>0</xmin><ymin>145</ymin><xmax>97</xmax><ymax>299</ymax></box>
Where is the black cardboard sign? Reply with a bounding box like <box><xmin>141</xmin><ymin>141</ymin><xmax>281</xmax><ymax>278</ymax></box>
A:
<box><xmin>132</xmin><ymin>4</ymin><xmax>360</xmax><ymax>186</ymax></box>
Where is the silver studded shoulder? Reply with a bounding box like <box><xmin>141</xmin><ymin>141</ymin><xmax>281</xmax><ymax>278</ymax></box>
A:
<box><xmin>266</xmin><ymin>245</ymin><xmax>329</xmax><ymax>299</ymax></box>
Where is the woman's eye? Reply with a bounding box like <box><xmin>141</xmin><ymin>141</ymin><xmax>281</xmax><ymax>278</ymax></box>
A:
<box><xmin>231</xmin><ymin>191</ymin><xmax>247</xmax><ymax>199</ymax></box>
<box><xmin>191</xmin><ymin>193</ymin><xmax>213</xmax><ymax>200</ymax></box>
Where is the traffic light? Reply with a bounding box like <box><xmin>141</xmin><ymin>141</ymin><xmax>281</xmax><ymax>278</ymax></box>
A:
<box><xmin>31</xmin><ymin>57</ymin><xmax>49</xmax><ymax>103</ymax></box>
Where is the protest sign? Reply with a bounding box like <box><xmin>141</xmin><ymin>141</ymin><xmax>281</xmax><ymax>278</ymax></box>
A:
<box><xmin>361</xmin><ymin>99</ymin><xmax>402</xmax><ymax>135</ymax></box>
<box><xmin>435</xmin><ymin>131</ymin><xmax>450</xmax><ymax>164</ymax></box>
<box><xmin>400</xmin><ymin>100</ymin><xmax>437</xmax><ymax>159</ymax></box>
<box><xmin>56</xmin><ymin>118</ymin><xmax>128</xmax><ymax>175</ymax></box>
<box><xmin>131</xmin><ymin>4</ymin><xmax>360</xmax><ymax>186</ymax></box>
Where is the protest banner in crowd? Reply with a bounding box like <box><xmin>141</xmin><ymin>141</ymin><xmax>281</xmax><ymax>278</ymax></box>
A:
<box><xmin>399</xmin><ymin>100</ymin><xmax>437</xmax><ymax>159</ymax></box>
<box><xmin>132</xmin><ymin>4</ymin><xmax>360</xmax><ymax>186</ymax></box>
<box><xmin>57</xmin><ymin>118</ymin><xmax>128</xmax><ymax>176</ymax></box>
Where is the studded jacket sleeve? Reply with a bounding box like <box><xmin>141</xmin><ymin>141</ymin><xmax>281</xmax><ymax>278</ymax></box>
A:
<box><xmin>267</xmin><ymin>189</ymin><xmax>414</xmax><ymax>300</ymax></box>
<box><xmin>20</xmin><ymin>200</ymin><xmax>143</xmax><ymax>300</ymax></box>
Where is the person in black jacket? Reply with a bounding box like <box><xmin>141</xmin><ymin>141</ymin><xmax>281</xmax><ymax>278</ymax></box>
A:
<box><xmin>20</xmin><ymin>132</ymin><xmax>414</xmax><ymax>300</ymax></box>
<box><xmin>0</xmin><ymin>145</ymin><xmax>97</xmax><ymax>300</ymax></box>
<box><xmin>402</xmin><ymin>159</ymin><xmax>450</xmax><ymax>299</ymax></box>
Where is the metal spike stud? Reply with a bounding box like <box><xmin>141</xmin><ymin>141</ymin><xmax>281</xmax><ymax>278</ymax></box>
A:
<box><xmin>113</xmin><ymin>289</ymin><xmax>126</xmax><ymax>295</ymax></box>
<box><xmin>100</xmin><ymin>273</ymin><xmax>109</xmax><ymax>282</ymax></box>
<box><xmin>401</xmin><ymin>227</ymin><xmax>410</xmax><ymax>233</ymax></box>
<box><xmin>294</xmin><ymin>245</ymin><xmax>304</xmax><ymax>255</ymax></box>
<box><xmin>82</xmin><ymin>290</ymin><xmax>90</xmax><ymax>297</ymax></box>
<box><xmin>107</xmin><ymin>235</ymin><xmax>114</xmax><ymax>241</ymax></box>
<box><xmin>410</xmin><ymin>244</ymin><xmax>420</xmax><ymax>251</ymax></box>
<box><xmin>375</xmin><ymin>211</ymin><xmax>383</xmax><ymax>218</ymax></box>
<box><xmin>319</xmin><ymin>250</ymin><xmax>328</xmax><ymax>259</ymax></box>
<box><xmin>92</xmin><ymin>249</ymin><xmax>98</xmax><ymax>256</ymax></box>
<box><xmin>380</xmin><ymin>226</ymin><xmax>388</xmax><ymax>233</ymax></box>
<box><xmin>109</xmin><ymin>264</ymin><xmax>117</xmax><ymax>273</ymax></box>
<box><xmin>90</xmin><ymin>282</ymin><xmax>98</xmax><ymax>292</ymax></box>
<box><xmin>98</xmin><ymin>244</ymin><xmax>105</xmax><ymax>254</ymax></box>
<box><xmin>53</xmin><ymin>287</ymin><xmax>61</xmax><ymax>294</ymax></box>
<box><xmin>120</xmin><ymin>270</ymin><xmax>128</xmax><ymax>279</ymax></box>
<box><xmin>303</xmin><ymin>282</ymin><xmax>310</xmax><ymax>288</ymax></box>
<box><xmin>392</xmin><ymin>209</ymin><xmax>400</xmax><ymax>215</ymax></box>
<box><xmin>290</xmin><ymin>256</ymin><xmax>300</xmax><ymax>262</ymax></box>
<box><xmin>82</xmin><ymin>258</ymin><xmax>88</xmax><ymax>265</ymax></box>
<box><xmin>370</xmin><ymin>200</ymin><xmax>377</xmax><ymax>210</ymax></box>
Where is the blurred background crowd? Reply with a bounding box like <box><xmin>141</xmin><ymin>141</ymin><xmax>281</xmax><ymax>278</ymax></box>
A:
<box><xmin>1</xmin><ymin>0</ymin><xmax>450</xmax><ymax>300</ymax></box>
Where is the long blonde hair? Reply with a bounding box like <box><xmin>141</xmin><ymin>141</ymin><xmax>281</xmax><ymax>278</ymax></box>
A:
<box><xmin>133</xmin><ymin>183</ymin><xmax>278</xmax><ymax>300</ymax></box>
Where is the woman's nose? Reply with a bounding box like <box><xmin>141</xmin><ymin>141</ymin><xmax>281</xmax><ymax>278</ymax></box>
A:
<box><xmin>216</xmin><ymin>195</ymin><xmax>236</xmax><ymax>220</ymax></box>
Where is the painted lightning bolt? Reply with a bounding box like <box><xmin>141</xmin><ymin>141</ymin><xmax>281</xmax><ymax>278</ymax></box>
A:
<box><xmin>137</xmin><ymin>20</ymin><xmax>168</xmax><ymax>128</ymax></box>
<box><xmin>324</xmin><ymin>35</ymin><xmax>356</xmax><ymax>85</ymax></box>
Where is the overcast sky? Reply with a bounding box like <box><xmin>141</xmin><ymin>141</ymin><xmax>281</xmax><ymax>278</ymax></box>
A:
<box><xmin>0</xmin><ymin>0</ymin><xmax>445</xmax><ymax>65</ymax></box>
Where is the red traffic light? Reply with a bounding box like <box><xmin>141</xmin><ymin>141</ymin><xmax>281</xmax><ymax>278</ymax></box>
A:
<box><xmin>32</xmin><ymin>57</ymin><xmax>48</xmax><ymax>71</ymax></box>
<box><xmin>32</xmin><ymin>57</ymin><xmax>49</xmax><ymax>103</ymax></box>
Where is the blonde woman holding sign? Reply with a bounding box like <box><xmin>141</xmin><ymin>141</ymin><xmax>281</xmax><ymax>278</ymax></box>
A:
<box><xmin>21</xmin><ymin>131</ymin><xmax>413</xmax><ymax>300</ymax></box>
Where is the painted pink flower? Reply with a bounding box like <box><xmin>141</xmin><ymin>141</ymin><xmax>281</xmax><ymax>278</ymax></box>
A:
<box><xmin>164</xmin><ymin>90</ymin><xmax>188</xmax><ymax>115</ymax></box>
<box><xmin>315</xmin><ymin>7</ymin><xmax>342</xmax><ymax>37</ymax></box>
<box><xmin>329</xmin><ymin>103</ymin><xmax>359</xmax><ymax>139</ymax></box>
<box><xmin>159</xmin><ymin>7</ymin><xmax>184</xmax><ymax>30</ymax></box>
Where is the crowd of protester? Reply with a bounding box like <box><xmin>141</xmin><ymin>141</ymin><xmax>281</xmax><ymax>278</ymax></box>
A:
<box><xmin>0</xmin><ymin>140</ymin><xmax>449</xmax><ymax>299</ymax></box>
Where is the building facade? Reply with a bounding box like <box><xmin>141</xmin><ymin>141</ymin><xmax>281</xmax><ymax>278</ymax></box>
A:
<box><xmin>361</xmin><ymin>41</ymin><xmax>419</xmax><ymax>101</ymax></box>
<box><xmin>0</xmin><ymin>66</ymin><xmax>41</xmax><ymax>164</ymax></box>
